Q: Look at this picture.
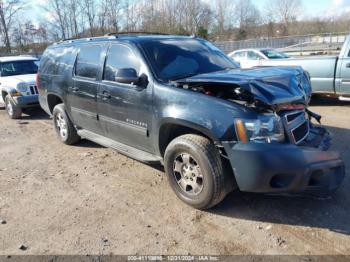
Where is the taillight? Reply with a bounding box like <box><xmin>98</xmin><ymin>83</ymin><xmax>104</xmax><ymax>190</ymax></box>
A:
<box><xmin>36</xmin><ymin>73</ymin><xmax>41</xmax><ymax>89</ymax></box>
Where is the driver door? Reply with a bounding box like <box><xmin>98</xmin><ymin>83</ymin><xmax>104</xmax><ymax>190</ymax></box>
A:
<box><xmin>337</xmin><ymin>50</ymin><xmax>350</xmax><ymax>95</ymax></box>
<box><xmin>97</xmin><ymin>43</ymin><xmax>154</xmax><ymax>152</ymax></box>
<box><xmin>246</xmin><ymin>51</ymin><xmax>263</xmax><ymax>68</ymax></box>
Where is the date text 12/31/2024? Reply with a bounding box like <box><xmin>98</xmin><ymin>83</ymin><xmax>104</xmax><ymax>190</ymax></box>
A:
<box><xmin>127</xmin><ymin>255</ymin><xmax>220</xmax><ymax>261</ymax></box>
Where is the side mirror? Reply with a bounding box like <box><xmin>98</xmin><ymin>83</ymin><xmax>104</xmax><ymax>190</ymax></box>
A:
<box><xmin>115</xmin><ymin>68</ymin><xmax>140</xmax><ymax>85</ymax></box>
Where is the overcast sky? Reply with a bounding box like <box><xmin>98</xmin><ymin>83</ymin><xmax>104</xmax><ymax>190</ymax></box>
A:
<box><xmin>26</xmin><ymin>0</ymin><xmax>350</xmax><ymax>25</ymax></box>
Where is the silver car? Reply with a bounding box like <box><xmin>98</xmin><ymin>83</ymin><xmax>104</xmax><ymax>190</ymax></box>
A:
<box><xmin>228</xmin><ymin>48</ymin><xmax>290</xmax><ymax>69</ymax></box>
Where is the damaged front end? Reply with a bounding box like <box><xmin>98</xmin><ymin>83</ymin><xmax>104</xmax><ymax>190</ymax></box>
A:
<box><xmin>174</xmin><ymin>67</ymin><xmax>345</xmax><ymax>194</ymax></box>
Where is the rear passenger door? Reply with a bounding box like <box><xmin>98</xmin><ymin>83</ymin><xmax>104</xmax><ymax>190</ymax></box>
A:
<box><xmin>97</xmin><ymin>43</ymin><xmax>154</xmax><ymax>152</ymax></box>
<box><xmin>67</xmin><ymin>44</ymin><xmax>104</xmax><ymax>134</ymax></box>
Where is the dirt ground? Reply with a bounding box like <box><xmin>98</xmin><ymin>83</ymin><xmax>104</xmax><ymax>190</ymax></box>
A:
<box><xmin>0</xmin><ymin>97</ymin><xmax>349</xmax><ymax>255</ymax></box>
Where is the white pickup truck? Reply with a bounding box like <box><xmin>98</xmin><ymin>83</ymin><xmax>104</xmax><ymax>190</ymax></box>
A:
<box><xmin>0</xmin><ymin>56</ymin><xmax>39</xmax><ymax>119</ymax></box>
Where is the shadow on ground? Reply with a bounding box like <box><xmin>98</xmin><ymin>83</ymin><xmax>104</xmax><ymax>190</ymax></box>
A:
<box><xmin>74</xmin><ymin>139</ymin><xmax>105</xmax><ymax>149</ymax></box>
<box><xmin>21</xmin><ymin>107</ymin><xmax>51</xmax><ymax>120</ymax></box>
<box><xmin>211</xmin><ymin>124</ymin><xmax>350</xmax><ymax>236</ymax></box>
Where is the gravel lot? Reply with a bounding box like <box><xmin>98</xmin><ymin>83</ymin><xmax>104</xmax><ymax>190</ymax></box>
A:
<box><xmin>0</xmin><ymin>97</ymin><xmax>349</xmax><ymax>255</ymax></box>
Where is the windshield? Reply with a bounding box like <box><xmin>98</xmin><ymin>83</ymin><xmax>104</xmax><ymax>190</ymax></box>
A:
<box><xmin>1</xmin><ymin>60</ymin><xmax>38</xmax><ymax>77</ymax></box>
<box><xmin>261</xmin><ymin>49</ymin><xmax>289</xmax><ymax>59</ymax></box>
<box><xmin>140</xmin><ymin>39</ymin><xmax>239</xmax><ymax>82</ymax></box>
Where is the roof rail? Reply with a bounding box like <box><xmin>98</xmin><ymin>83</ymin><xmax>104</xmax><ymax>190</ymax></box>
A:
<box><xmin>105</xmin><ymin>31</ymin><xmax>171</xmax><ymax>37</ymax></box>
<box><xmin>53</xmin><ymin>31</ymin><xmax>187</xmax><ymax>45</ymax></box>
<box><xmin>54</xmin><ymin>35</ymin><xmax>108</xmax><ymax>45</ymax></box>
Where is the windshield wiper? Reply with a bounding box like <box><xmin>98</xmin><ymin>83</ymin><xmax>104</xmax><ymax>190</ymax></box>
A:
<box><xmin>171</xmin><ymin>73</ymin><xmax>202</xmax><ymax>82</ymax></box>
<box><xmin>171</xmin><ymin>67</ymin><xmax>236</xmax><ymax>82</ymax></box>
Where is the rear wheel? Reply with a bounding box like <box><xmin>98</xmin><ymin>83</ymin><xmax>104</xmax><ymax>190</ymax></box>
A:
<box><xmin>53</xmin><ymin>103</ymin><xmax>80</xmax><ymax>145</ymax></box>
<box><xmin>5</xmin><ymin>95</ymin><xmax>22</xmax><ymax>119</ymax></box>
<box><xmin>164</xmin><ymin>134</ymin><xmax>233</xmax><ymax>209</ymax></box>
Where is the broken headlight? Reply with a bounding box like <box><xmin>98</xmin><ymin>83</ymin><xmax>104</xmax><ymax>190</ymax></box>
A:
<box><xmin>235</xmin><ymin>114</ymin><xmax>285</xmax><ymax>143</ymax></box>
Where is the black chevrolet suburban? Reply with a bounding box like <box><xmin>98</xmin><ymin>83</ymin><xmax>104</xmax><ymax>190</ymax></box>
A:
<box><xmin>38</xmin><ymin>34</ymin><xmax>345</xmax><ymax>209</ymax></box>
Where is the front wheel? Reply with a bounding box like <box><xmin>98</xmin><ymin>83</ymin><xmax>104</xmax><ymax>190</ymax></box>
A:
<box><xmin>53</xmin><ymin>103</ymin><xmax>80</xmax><ymax>145</ymax></box>
<box><xmin>5</xmin><ymin>95</ymin><xmax>22</xmax><ymax>119</ymax></box>
<box><xmin>164</xmin><ymin>134</ymin><xmax>232</xmax><ymax>209</ymax></box>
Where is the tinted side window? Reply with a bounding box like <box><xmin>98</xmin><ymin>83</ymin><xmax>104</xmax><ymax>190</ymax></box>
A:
<box><xmin>40</xmin><ymin>48</ymin><xmax>59</xmax><ymax>75</ymax></box>
<box><xmin>233</xmin><ymin>51</ymin><xmax>245</xmax><ymax>58</ymax></box>
<box><xmin>56</xmin><ymin>46</ymin><xmax>76</xmax><ymax>75</ymax></box>
<box><xmin>247</xmin><ymin>51</ymin><xmax>261</xmax><ymax>60</ymax></box>
<box><xmin>75</xmin><ymin>45</ymin><xmax>102</xmax><ymax>79</ymax></box>
<box><xmin>103</xmin><ymin>44</ymin><xmax>140</xmax><ymax>82</ymax></box>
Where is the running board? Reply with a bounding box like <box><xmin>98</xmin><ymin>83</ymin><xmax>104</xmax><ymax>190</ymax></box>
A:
<box><xmin>339</xmin><ymin>96</ymin><xmax>350</xmax><ymax>102</ymax></box>
<box><xmin>77</xmin><ymin>129</ymin><xmax>162</xmax><ymax>164</ymax></box>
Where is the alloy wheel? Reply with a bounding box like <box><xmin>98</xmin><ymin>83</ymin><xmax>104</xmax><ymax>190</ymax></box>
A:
<box><xmin>172</xmin><ymin>153</ymin><xmax>204</xmax><ymax>196</ymax></box>
<box><xmin>55</xmin><ymin>112</ymin><xmax>68</xmax><ymax>139</ymax></box>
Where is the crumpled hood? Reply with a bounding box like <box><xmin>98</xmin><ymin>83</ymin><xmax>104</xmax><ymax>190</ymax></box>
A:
<box><xmin>1</xmin><ymin>74</ymin><xmax>36</xmax><ymax>86</ymax></box>
<box><xmin>176</xmin><ymin>66</ymin><xmax>312</xmax><ymax>105</ymax></box>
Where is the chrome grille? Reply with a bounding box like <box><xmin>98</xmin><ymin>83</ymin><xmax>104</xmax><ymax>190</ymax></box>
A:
<box><xmin>29</xmin><ymin>85</ymin><xmax>38</xmax><ymax>95</ymax></box>
<box><xmin>281</xmin><ymin>110</ymin><xmax>309</xmax><ymax>144</ymax></box>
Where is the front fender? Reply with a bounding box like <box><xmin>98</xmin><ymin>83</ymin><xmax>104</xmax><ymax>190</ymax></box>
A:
<box><xmin>153</xmin><ymin>83</ymin><xmax>259</xmax><ymax>155</ymax></box>
<box><xmin>1</xmin><ymin>85</ymin><xmax>17</xmax><ymax>95</ymax></box>
<box><xmin>1</xmin><ymin>86</ymin><xmax>18</xmax><ymax>102</ymax></box>
<box><xmin>157</xmin><ymin>117</ymin><xmax>221</xmax><ymax>144</ymax></box>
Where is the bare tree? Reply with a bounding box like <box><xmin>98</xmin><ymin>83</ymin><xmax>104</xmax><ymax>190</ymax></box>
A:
<box><xmin>123</xmin><ymin>0</ymin><xmax>140</xmax><ymax>32</ymax></box>
<box><xmin>234</xmin><ymin>0</ymin><xmax>261</xmax><ymax>39</ymax></box>
<box><xmin>267</xmin><ymin>0</ymin><xmax>302</xmax><ymax>35</ymax></box>
<box><xmin>172</xmin><ymin>0</ymin><xmax>211</xmax><ymax>35</ymax></box>
<box><xmin>107</xmin><ymin>0</ymin><xmax>122</xmax><ymax>33</ymax></box>
<box><xmin>68</xmin><ymin>0</ymin><xmax>80</xmax><ymax>37</ymax></box>
<box><xmin>98</xmin><ymin>0</ymin><xmax>108</xmax><ymax>35</ymax></box>
<box><xmin>45</xmin><ymin>0</ymin><xmax>69</xmax><ymax>39</ymax></box>
<box><xmin>82</xmin><ymin>0</ymin><xmax>96</xmax><ymax>36</ymax></box>
<box><xmin>213</xmin><ymin>0</ymin><xmax>236</xmax><ymax>34</ymax></box>
<box><xmin>0</xmin><ymin>0</ymin><xmax>25</xmax><ymax>52</ymax></box>
<box><xmin>234</xmin><ymin>0</ymin><xmax>260</xmax><ymax>28</ymax></box>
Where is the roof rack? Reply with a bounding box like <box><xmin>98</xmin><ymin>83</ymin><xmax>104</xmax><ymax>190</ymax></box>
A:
<box><xmin>105</xmin><ymin>31</ymin><xmax>171</xmax><ymax>37</ymax></box>
<box><xmin>54</xmin><ymin>35</ymin><xmax>109</xmax><ymax>45</ymax></box>
<box><xmin>53</xmin><ymin>31</ymin><xmax>190</xmax><ymax>45</ymax></box>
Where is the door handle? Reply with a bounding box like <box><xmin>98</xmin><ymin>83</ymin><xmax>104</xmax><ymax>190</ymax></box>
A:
<box><xmin>101</xmin><ymin>91</ymin><xmax>111</xmax><ymax>99</ymax></box>
<box><xmin>346</xmin><ymin>63</ymin><xmax>350</xmax><ymax>68</ymax></box>
<box><xmin>70</xmin><ymin>87</ymin><xmax>79</xmax><ymax>92</ymax></box>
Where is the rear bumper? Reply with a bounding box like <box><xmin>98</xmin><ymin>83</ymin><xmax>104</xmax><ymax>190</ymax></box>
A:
<box><xmin>222</xmin><ymin>142</ymin><xmax>345</xmax><ymax>194</ymax></box>
<box><xmin>38</xmin><ymin>95</ymin><xmax>51</xmax><ymax>115</ymax></box>
<box><xmin>13</xmin><ymin>95</ymin><xmax>39</xmax><ymax>108</ymax></box>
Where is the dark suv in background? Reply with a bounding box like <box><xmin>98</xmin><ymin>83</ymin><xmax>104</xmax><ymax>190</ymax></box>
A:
<box><xmin>38</xmin><ymin>34</ymin><xmax>345</xmax><ymax>209</ymax></box>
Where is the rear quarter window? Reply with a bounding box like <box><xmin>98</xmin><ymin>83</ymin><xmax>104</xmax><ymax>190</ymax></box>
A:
<box><xmin>75</xmin><ymin>45</ymin><xmax>102</xmax><ymax>79</ymax></box>
<box><xmin>40</xmin><ymin>48</ymin><xmax>59</xmax><ymax>75</ymax></box>
<box><xmin>40</xmin><ymin>46</ymin><xmax>77</xmax><ymax>76</ymax></box>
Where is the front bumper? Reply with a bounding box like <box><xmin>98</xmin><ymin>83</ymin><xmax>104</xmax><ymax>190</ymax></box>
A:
<box><xmin>13</xmin><ymin>95</ymin><xmax>39</xmax><ymax>108</ymax></box>
<box><xmin>222</xmin><ymin>141</ymin><xmax>345</xmax><ymax>194</ymax></box>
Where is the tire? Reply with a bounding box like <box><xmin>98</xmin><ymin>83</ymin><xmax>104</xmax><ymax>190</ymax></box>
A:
<box><xmin>53</xmin><ymin>103</ymin><xmax>80</xmax><ymax>145</ymax></box>
<box><xmin>164</xmin><ymin>134</ymin><xmax>233</xmax><ymax>209</ymax></box>
<box><xmin>5</xmin><ymin>95</ymin><xmax>22</xmax><ymax>119</ymax></box>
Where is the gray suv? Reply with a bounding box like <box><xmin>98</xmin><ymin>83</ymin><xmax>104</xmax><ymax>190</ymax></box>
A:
<box><xmin>37</xmin><ymin>34</ymin><xmax>345</xmax><ymax>209</ymax></box>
